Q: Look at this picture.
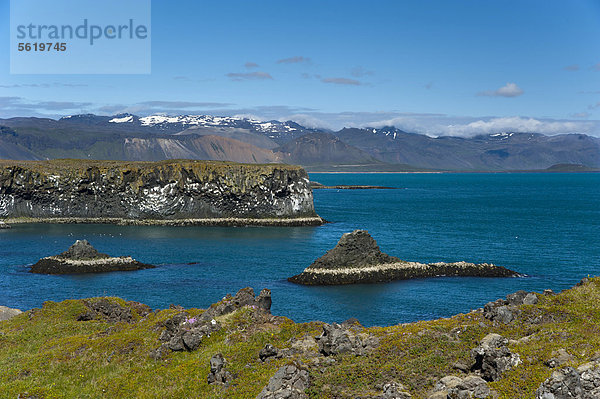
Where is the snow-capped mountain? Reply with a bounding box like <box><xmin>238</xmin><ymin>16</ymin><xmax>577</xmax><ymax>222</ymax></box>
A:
<box><xmin>106</xmin><ymin>113</ymin><xmax>318</xmax><ymax>143</ymax></box>
<box><xmin>5</xmin><ymin>114</ymin><xmax>598</xmax><ymax>171</ymax></box>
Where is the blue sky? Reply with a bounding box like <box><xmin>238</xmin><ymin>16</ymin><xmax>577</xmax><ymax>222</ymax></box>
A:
<box><xmin>1</xmin><ymin>0</ymin><xmax>600</xmax><ymax>136</ymax></box>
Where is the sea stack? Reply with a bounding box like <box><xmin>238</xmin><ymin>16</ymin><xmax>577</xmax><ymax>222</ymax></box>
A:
<box><xmin>30</xmin><ymin>240</ymin><xmax>155</xmax><ymax>274</ymax></box>
<box><xmin>288</xmin><ymin>230</ymin><xmax>519</xmax><ymax>285</ymax></box>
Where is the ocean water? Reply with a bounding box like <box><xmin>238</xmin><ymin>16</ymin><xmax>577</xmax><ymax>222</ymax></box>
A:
<box><xmin>0</xmin><ymin>173</ymin><xmax>598</xmax><ymax>327</ymax></box>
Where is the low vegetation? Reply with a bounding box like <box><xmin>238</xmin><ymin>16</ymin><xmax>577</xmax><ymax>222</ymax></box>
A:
<box><xmin>1</xmin><ymin>278</ymin><xmax>599</xmax><ymax>398</ymax></box>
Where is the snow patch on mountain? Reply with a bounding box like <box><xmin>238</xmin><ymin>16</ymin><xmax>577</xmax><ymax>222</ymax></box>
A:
<box><xmin>109</xmin><ymin>115</ymin><xmax>134</xmax><ymax>123</ymax></box>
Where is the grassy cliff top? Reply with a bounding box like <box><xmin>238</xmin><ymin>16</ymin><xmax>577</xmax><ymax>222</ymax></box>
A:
<box><xmin>1</xmin><ymin>278</ymin><xmax>600</xmax><ymax>398</ymax></box>
<box><xmin>0</xmin><ymin>159</ymin><xmax>304</xmax><ymax>174</ymax></box>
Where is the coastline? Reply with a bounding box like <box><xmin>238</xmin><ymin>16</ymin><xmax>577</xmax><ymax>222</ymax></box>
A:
<box><xmin>3</xmin><ymin>216</ymin><xmax>327</xmax><ymax>227</ymax></box>
<box><xmin>309</xmin><ymin>170</ymin><xmax>600</xmax><ymax>174</ymax></box>
<box><xmin>2</xmin><ymin>278</ymin><xmax>600</xmax><ymax>398</ymax></box>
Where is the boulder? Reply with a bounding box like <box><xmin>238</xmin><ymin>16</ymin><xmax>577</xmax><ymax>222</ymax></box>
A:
<box><xmin>288</xmin><ymin>230</ymin><xmax>520</xmax><ymax>285</ymax></box>
<box><xmin>0</xmin><ymin>305</ymin><xmax>22</xmax><ymax>321</ymax></box>
<box><xmin>207</xmin><ymin>353</ymin><xmax>233</xmax><ymax>385</ymax></box>
<box><xmin>259</xmin><ymin>344</ymin><xmax>280</xmax><ymax>362</ymax></box>
<box><xmin>448</xmin><ymin>375</ymin><xmax>492</xmax><ymax>399</ymax></box>
<box><xmin>378</xmin><ymin>381</ymin><xmax>412</xmax><ymax>398</ymax></box>
<box><xmin>430</xmin><ymin>375</ymin><xmax>494</xmax><ymax>399</ymax></box>
<box><xmin>471</xmin><ymin>333</ymin><xmax>520</xmax><ymax>381</ymax></box>
<box><xmin>30</xmin><ymin>240</ymin><xmax>154</xmax><ymax>274</ymax></box>
<box><xmin>536</xmin><ymin>367</ymin><xmax>583</xmax><ymax>398</ymax></box>
<box><xmin>76</xmin><ymin>299</ymin><xmax>134</xmax><ymax>323</ymax></box>
<box><xmin>0</xmin><ymin>221</ymin><xmax>10</xmax><ymax>229</ymax></box>
<box><xmin>483</xmin><ymin>291</ymin><xmax>539</xmax><ymax>324</ymax></box>
<box><xmin>199</xmin><ymin>287</ymin><xmax>271</xmax><ymax>323</ymax></box>
<box><xmin>160</xmin><ymin>316</ymin><xmax>221</xmax><ymax>352</ymax></box>
<box><xmin>316</xmin><ymin>322</ymin><xmax>379</xmax><ymax>356</ymax></box>
<box><xmin>536</xmin><ymin>361</ymin><xmax>600</xmax><ymax>399</ymax></box>
<box><xmin>256</xmin><ymin>362</ymin><xmax>310</xmax><ymax>399</ymax></box>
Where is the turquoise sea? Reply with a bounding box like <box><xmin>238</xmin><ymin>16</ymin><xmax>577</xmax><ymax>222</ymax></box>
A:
<box><xmin>1</xmin><ymin>173</ymin><xmax>599</xmax><ymax>326</ymax></box>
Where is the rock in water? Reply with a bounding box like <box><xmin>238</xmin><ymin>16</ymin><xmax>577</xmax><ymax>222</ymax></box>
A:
<box><xmin>30</xmin><ymin>240</ymin><xmax>154</xmax><ymax>274</ymax></box>
<box><xmin>59</xmin><ymin>239</ymin><xmax>109</xmax><ymax>260</ymax></box>
<box><xmin>0</xmin><ymin>221</ymin><xmax>10</xmax><ymax>229</ymax></box>
<box><xmin>288</xmin><ymin>230</ymin><xmax>520</xmax><ymax>285</ymax></box>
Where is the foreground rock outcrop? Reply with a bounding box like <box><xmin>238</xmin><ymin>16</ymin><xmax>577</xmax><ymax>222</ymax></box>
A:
<box><xmin>152</xmin><ymin>287</ymin><xmax>272</xmax><ymax>356</ymax></box>
<box><xmin>471</xmin><ymin>333</ymin><xmax>521</xmax><ymax>381</ymax></box>
<box><xmin>536</xmin><ymin>361</ymin><xmax>600</xmax><ymax>399</ymax></box>
<box><xmin>0</xmin><ymin>159</ymin><xmax>322</xmax><ymax>225</ymax></box>
<box><xmin>257</xmin><ymin>362</ymin><xmax>310</xmax><ymax>399</ymax></box>
<box><xmin>288</xmin><ymin>230</ymin><xmax>519</xmax><ymax>285</ymax></box>
<box><xmin>30</xmin><ymin>240</ymin><xmax>154</xmax><ymax>274</ymax></box>
<box><xmin>0</xmin><ymin>306</ymin><xmax>22</xmax><ymax>321</ymax></box>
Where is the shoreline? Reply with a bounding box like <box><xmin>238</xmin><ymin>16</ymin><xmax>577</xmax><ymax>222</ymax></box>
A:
<box><xmin>308</xmin><ymin>170</ymin><xmax>600</xmax><ymax>174</ymax></box>
<box><xmin>2</xmin><ymin>278</ymin><xmax>599</xmax><ymax>398</ymax></box>
<box><xmin>2</xmin><ymin>216</ymin><xmax>326</xmax><ymax>227</ymax></box>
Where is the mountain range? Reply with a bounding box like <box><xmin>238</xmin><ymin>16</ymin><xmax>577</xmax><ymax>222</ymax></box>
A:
<box><xmin>0</xmin><ymin>113</ymin><xmax>598</xmax><ymax>171</ymax></box>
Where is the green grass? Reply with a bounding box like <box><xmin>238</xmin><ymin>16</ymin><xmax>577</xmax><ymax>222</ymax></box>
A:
<box><xmin>2</xmin><ymin>279</ymin><xmax>600</xmax><ymax>398</ymax></box>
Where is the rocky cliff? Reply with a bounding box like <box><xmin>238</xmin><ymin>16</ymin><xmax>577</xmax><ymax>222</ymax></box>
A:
<box><xmin>0</xmin><ymin>159</ymin><xmax>321</xmax><ymax>225</ymax></box>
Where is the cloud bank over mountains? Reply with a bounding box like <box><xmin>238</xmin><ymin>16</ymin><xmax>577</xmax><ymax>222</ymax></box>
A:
<box><xmin>1</xmin><ymin>96</ymin><xmax>599</xmax><ymax>138</ymax></box>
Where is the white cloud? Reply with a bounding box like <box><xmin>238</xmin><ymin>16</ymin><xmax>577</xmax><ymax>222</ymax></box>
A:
<box><xmin>443</xmin><ymin>117</ymin><xmax>591</xmax><ymax>136</ymax></box>
<box><xmin>478</xmin><ymin>82</ymin><xmax>524</xmax><ymax>97</ymax></box>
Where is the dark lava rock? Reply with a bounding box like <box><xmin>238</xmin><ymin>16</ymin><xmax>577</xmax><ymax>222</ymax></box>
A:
<box><xmin>161</xmin><ymin>317</ymin><xmax>221</xmax><ymax>352</ymax></box>
<box><xmin>256</xmin><ymin>362</ymin><xmax>310</xmax><ymax>399</ymax></box>
<box><xmin>59</xmin><ymin>239</ymin><xmax>109</xmax><ymax>259</ymax></box>
<box><xmin>536</xmin><ymin>361</ymin><xmax>600</xmax><ymax>399</ymax></box>
<box><xmin>288</xmin><ymin>230</ymin><xmax>520</xmax><ymax>285</ymax></box>
<box><xmin>483</xmin><ymin>290</ymin><xmax>539</xmax><ymax>324</ymax></box>
<box><xmin>259</xmin><ymin>344</ymin><xmax>280</xmax><ymax>361</ymax></box>
<box><xmin>76</xmin><ymin>298</ymin><xmax>145</xmax><ymax>323</ymax></box>
<box><xmin>471</xmin><ymin>333</ymin><xmax>521</xmax><ymax>382</ymax></box>
<box><xmin>304</xmin><ymin>230</ymin><xmax>399</xmax><ymax>270</ymax></box>
<box><xmin>198</xmin><ymin>287</ymin><xmax>271</xmax><ymax>323</ymax></box>
<box><xmin>207</xmin><ymin>353</ymin><xmax>233</xmax><ymax>385</ymax></box>
<box><xmin>316</xmin><ymin>322</ymin><xmax>379</xmax><ymax>356</ymax></box>
<box><xmin>156</xmin><ymin>287</ymin><xmax>270</xmax><ymax>354</ymax></box>
<box><xmin>30</xmin><ymin>240</ymin><xmax>154</xmax><ymax>274</ymax></box>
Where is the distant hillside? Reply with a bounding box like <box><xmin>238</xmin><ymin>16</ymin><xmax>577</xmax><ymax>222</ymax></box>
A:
<box><xmin>275</xmin><ymin>132</ymin><xmax>380</xmax><ymax>166</ymax></box>
<box><xmin>336</xmin><ymin>127</ymin><xmax>600</xmax><ymax>170</ymax></box>
<box><xmin>124</xmin><ymin>135</ymin><xmax>281</xmax><ymax>163</ymax></box>
<box><xmin>0</xmin><ymin>114</ymin><xmax>598</xmax><ymax>171</ymax></box>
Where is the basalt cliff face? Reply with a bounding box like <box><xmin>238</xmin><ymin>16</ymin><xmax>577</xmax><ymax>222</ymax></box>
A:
<box><xmin>0</xmin><ymin>160</ymin><xmax>321</xmax><ymax>225</ymax></box>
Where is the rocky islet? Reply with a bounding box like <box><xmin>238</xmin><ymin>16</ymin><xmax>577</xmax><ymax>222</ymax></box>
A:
<box><xmin>288</xmin><ymin>230</ymin><xmax>520</xmax><ymax>285</ymax></box>
<box><xmin>29</xmin><ymin>239</ymin><xmax>155</xmax><ymax>274</ymax></box>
